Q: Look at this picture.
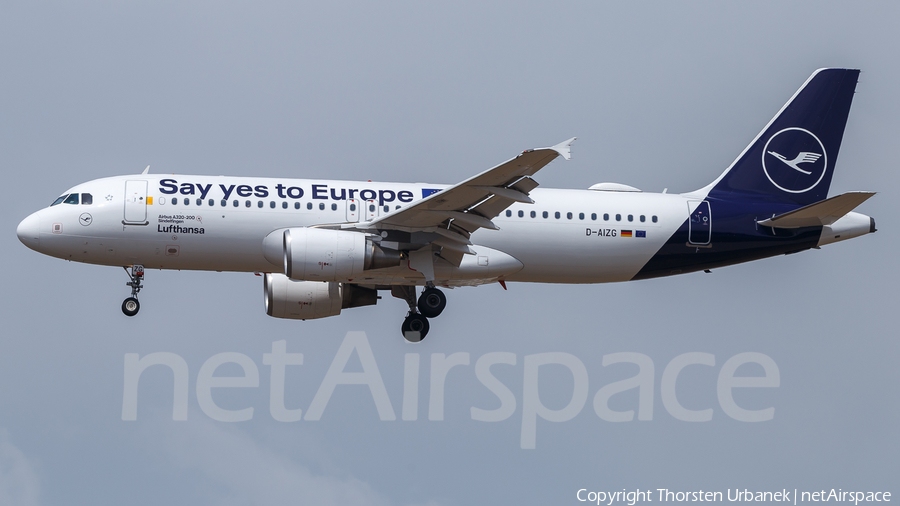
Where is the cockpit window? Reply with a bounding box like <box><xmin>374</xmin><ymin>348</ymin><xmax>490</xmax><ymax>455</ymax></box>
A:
<box><xmin>63</xmin><ymin>194</ymin><xmax>79</xmax><ymax>205</ymax></box>
<box><xmin>81</xmin><ymin>193</ymin><xmax>93</xmax><ymax>205</ymax></box>
<box><xmin>51</xmin><ymin>195</ymin><xmax>67</xmax><ymax>206</ymax></box>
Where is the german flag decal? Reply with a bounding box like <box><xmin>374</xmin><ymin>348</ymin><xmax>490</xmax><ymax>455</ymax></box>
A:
<box><xmin>620</xmin><ymin>230</ymin><xmax>633</xmax><ymax>237</ymax></box>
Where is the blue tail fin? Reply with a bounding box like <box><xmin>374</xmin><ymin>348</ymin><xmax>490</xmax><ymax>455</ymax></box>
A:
<box><xmin>708</xmin><ymin>68</ymin><xmax>859</xmax><ymax>206</ymax></box>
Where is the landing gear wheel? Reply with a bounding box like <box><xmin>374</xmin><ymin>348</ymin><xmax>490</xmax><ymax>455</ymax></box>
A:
<box><xmin>122</xmin><ymin>297</ymin><xmax>140</xmax><ymax>317</ymax></box>
<box><xmin>417</xmin><ymin>287</ymin><xmax>446</xmax><ymax>318</ymax></box>
<box><xmin>401</xmin><ymin>313</ymin><xmax>430</xmax><ymax>343</ymax></box>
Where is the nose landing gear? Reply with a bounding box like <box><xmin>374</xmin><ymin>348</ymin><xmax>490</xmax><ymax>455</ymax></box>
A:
<box><xmin>122</xmin><ymin>265</ymin><xmax>144</xmax><ymax>317</ymax></box>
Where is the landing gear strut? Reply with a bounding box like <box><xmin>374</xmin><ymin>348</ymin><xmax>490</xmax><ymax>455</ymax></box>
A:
<box><xmin>122</xmin><ymin>265</ymin><xmax>144</xmax><ymax>317</ymax></box>
<box><xmin>393</xmin><ymin>285</ymin><xmax>447</xmax><ymax>342</ymax></box>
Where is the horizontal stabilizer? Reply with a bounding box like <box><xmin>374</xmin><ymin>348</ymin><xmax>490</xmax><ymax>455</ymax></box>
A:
<box><xmin>758</xmin><ymin>191</ymin><xmax>875</xmax><ymax>229</ymax></box>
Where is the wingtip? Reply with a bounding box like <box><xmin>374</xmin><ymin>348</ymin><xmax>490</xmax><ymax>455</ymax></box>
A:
<box><xmin>550</xmin><ymin>137</ymin><xmax>577</xmax><ymax>160</ymax></box>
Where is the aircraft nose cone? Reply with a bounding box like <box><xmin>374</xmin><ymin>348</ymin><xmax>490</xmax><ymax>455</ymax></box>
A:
<box><xmin>17</xmin><ymin>212</ymin><xmax>41</xmax><ymax>251</ymax></box>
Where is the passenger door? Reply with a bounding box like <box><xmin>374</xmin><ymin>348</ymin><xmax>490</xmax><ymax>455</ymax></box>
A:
<box><xmin>688</xmin><ymin>201</ymin><xmax>711</xmax><ymax>245</ymax></box>
<box><xmin>124</xmin><ymin>180</ymin><xmax>149</xmax><ymax>224</ymax></box>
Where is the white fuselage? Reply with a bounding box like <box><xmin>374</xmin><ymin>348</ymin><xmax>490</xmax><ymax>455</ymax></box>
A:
<box><xmin>18</xmin><ymin>173</ymin><xmax>874</xmax><ymax>288</ymax></box>
<box><xmin>18</xmin><ymin>174</ymin><xmax>694</xmax><ymax>285</ymax></box>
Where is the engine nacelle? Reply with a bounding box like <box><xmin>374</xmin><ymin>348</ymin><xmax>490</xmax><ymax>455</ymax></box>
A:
<box><xmin>264</xmin><ymin>228</ymin><xmax>400</xmax><ymax>282</ymax></box>
<box><xmin>264</xmin><ymin>273</ymin><xmax>378</xmax><ymax>320</ymax></box>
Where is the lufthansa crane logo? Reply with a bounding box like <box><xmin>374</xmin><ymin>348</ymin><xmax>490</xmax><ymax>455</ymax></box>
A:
<box><xmin>761</xmin><ymin>127</ymin><xmax>827</xmax><ymax>193</ymax></box>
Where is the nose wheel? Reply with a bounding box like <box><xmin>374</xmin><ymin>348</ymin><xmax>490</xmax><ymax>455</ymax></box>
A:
<box><xmin>122</xmin><ymin>297</ymin><xmax>140</xmax><ymax>317</ymax></box>
<box><xmin>122</xmin><ymin>265</ymin><xmax>144</xmax><ymax>317</ymax></box>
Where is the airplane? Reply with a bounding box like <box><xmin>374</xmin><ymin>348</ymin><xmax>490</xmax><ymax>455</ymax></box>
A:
<box><xmin>16</xmin><ymin>68</ymin><xmax>876</xmax><ymax>342</ymax></box>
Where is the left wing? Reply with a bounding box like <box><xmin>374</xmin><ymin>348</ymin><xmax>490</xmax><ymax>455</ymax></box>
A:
<box><xmin>344</xmin><ymin>137</ymin><xmax>575</xmax><ymax>258</ymax></box>
<box><xmin>318</xmin><ymin>138</ymin><xmax>575</xmax><ymax>281</ymax></box>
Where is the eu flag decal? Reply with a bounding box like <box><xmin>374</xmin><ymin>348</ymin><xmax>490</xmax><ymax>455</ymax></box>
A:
<box><xmin>636</xmin><ymin>230</ymin><xmax>646</xmax><ymax>238</ymax></box>
<box><xmin>620</xmin><ymin>230</ymin><xmax>633</xmax><ymax>238</ymax></box>
<box><xmin>422</xmin><ymin>188</ymin><xmax>442</xmax><ymax>198</ymax></box>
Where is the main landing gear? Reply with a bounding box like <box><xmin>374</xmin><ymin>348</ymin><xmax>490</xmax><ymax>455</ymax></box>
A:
<box><xmin>122</xmin><ymin>265</ymin><xmax>144</xmax><ymax>317</ymax></box>
<box><xmin>401</xmin><ymin>313</ymin><xmax>429</xmax><ymax>343</ymax></box>
<box><xmin>417</xmin><ymin>287</ymin><xmax>447</xmax><ymax>318</ymax></box>
<box><xmin>395</xmin><ymin>285</ymin><xmax>447</xmax><ymax>343</ymax></box>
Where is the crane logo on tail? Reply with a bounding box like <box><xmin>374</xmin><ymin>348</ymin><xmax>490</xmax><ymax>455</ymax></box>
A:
<box><xmin>762</xmin><ymin>127</ymin><xmax>828</xmax><ymax>193</ymax></box>
<box><xmin>766</xmin><ymin>151</ymin><xmax>821</xmax><ymax>175</ymax></box>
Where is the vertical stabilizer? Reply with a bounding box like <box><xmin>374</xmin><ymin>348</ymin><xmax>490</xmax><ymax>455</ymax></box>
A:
<box><xmin>707</xmin><ymin>68</ymin><xmax>859</xmax><ymax>206</ymax></box>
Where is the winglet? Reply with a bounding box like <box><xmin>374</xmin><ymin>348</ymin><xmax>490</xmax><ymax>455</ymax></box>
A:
<box><xmin>548</xmin><ymin>137</ymin><xmax>577</xmax><ymax>160</ymax></box>
<box><xmin>141</xmin><ymin>165</ymin><xmax>150</xmax><ymax>175</ymax></box>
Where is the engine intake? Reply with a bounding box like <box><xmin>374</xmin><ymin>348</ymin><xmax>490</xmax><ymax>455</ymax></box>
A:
<box><xmin>264</xmin><ymin>273</ymin><xmax>378</xmax><ymax>320</ymax></box>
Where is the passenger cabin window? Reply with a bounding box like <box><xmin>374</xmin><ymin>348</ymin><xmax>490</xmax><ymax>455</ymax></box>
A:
<box><xmin>64</xmin><ymin>194</ymin><xmax>79</xmax><ymax>205</ymax></box>
<box><xmin>506</xmin><ymin>210</ymin><xmax>512</xmax><ymax>217</ymax></box>
<box><xmin>307</xmin><ymin>203</ymin><xmax>313</xmax><ymax>210</ymax></box>
<box><xmin>578</xmin><ymin>212</ymin><xmax>584</xmax><ymax>220</ymax></box>
<box><xmin>221</xmin><ymin>200</ymin><xmax>227</xmax><ymax>207</ymax></box>
<box><xmin>81</xmin><ymin>193</ymin><xmax>93</xmax><ymax>205</ymax></box>
<box><xmin>257</xmin><ymin>201</ymin><xmax>263</xmax><ymax>208</ymax></box>
<box><xmin>51</xmin><ymin>195</ymin><xmax>66</xmax><ymax>206</ymax></box>
<box><xmin>615</xmin><ymin>214</ymin><xmax>621</xmax><ymax>221</ymax></box>
<box><xmin>627</xmin><ymin>214</ymin><xmax>633</xmax><ymax>222</ymax></box>
<box><xmin>591</xmin><ymin>213</ymin><xmax>597</xmax><ymax>220</ymax></box>
<box><xmin>184</xmin><ymin>198</ymin><xmax>190</xmax><ymax>206</ymax></box>
<box><xmin>554</xmin><ymin>212</ymin><xmax>560</xmax><ymax>219</ymax></box>
<box><xmin>530</xmin><ymin>211</ymin><xmax>536</xmax><ymax>218</ymax></box>
<box><xmin>294</xmin><ymin>202</ymin><xmax>300</xmax><ymax>209</ymax></box>
<box><xmin>518</xmin><ymin>210</ymin><xmax>524</xmax><ymax>218</ymax></box>
<box><xmin>567</xmin><ymin>212</ymin><xmax>573</xmax><ymax>220</ymax></box>
<box><xmin>233</xmin><ymin>200</ymin><xmax>239</xmax><ymax>207</ymax></box>
<box><xmin>196</xmin><ymin>198</ymin><xmax>202</xmax><ymax>206</ymax></box>
<box><xmin>208</xmin><ymin>199</ymin><xmax>214</xmax><ymax>206</ymax></box>
<box><xmin>543</xmin><ymin>211</ymin><xmax>548</xmax><ymax>219</ymax></box>
<box><xmin>245</xmin><ymin>200</ymin><xmax>251</xmax><ymax>208</ymax></box>
<box><xmin>282</xmin><ymin>202</ymin><xmax>287</xmax><ymax>209</ymax></box>
<box><xmin>652</xmin><ymin>215</ymin><xmax>658</xmax><ymax>223</ymax></box>
<box><xmin>640</xmin><ymin>215</ymin><xmax>645</xmax><ymax>222</ymax></box>
<box><xmin>603</xmin><ymin>213</ymin><xmax>609</xmax><ymax>221</ymax></box>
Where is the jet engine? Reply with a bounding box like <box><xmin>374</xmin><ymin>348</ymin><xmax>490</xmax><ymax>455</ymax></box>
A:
<box><xmin>263</xmin><ymin>228</ymin><xmax>401</xmax><ymax>282</ymax></box>
<box><xmin>264</xmin><ymin>273</ymin><xmax>378</xmax><ymax>320</ymax></box>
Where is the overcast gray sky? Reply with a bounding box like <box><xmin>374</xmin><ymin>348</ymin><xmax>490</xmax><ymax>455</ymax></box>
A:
<box><xmin>2</xmin><ymin>1</ymin><xmax>897</xmax><ymax>505</ymax></box>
